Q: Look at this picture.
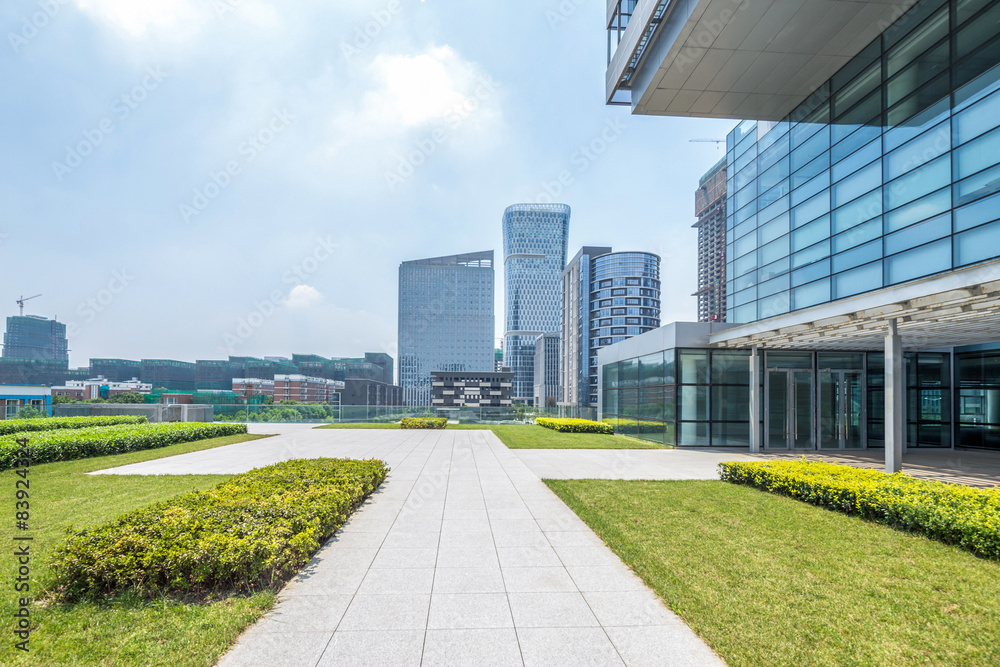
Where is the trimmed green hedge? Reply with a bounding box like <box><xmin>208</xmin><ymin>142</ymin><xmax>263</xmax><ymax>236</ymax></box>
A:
<box><xmin>536</xmin><ymin>417</ymin><xmax>613</xmax><ymax>434</ymax></box>
<box><xmin>719</xmin><ymin>460</ymin><xmax>1000</xmax><ymax>561</ymax></box>
<box><xmin>48</xmin><ymin>457</ymin><xmax>390</xmax><ymax>601</ymax></box>
<box><xmin>0</xmin><ymin>415</ymin><xmax>147</xmax><ymax>437</ymax></box>
<box><xmin>400</xmin><ymin>417</ymin><xmax>447</xmax><ymax>429</ymax></box>
<box><xmin>0</xmin><ymin>422</ymin><xmax>247</xmax><ymax>470</ymax></box>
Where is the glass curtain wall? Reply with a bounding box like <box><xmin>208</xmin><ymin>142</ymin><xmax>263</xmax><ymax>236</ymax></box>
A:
<box><xmin>725</xmin><ymin>0</ymin><xmax>1000</xmax><ymax>324</ymax></box>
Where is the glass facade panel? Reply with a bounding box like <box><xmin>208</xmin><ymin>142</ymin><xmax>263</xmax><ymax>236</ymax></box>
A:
<box><xmin>723</xmin><ymin>0</ymin><xmax>1000</xmax><ymax>323</ymax></box>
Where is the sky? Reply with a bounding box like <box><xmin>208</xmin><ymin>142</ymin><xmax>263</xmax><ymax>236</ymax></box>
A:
<box><xmin>1</xmin><ymin>0</ymin><xmax>737</xmax><ymax>368</ymax></box>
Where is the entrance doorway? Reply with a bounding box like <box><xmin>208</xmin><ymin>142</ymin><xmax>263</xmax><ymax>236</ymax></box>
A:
<box><xmin>819</xmin><ymin>369</ymin><xmax>865</xmax><ymax>449</ymax></box>
<box><xmin>765</xmin><ymin>369</ymin><xmax>814</xmax><ymax>449</ymax></box>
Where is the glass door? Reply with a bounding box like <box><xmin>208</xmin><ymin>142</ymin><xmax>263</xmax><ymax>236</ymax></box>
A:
<box><xmin>819</xmin><ymin>369</ymin><xmax>865</xmax><ymax>449</ymax></box>
<box><xmin>766</xmin><ymin>370</ymin><xmax>814</xmax><ymax>450</ymax></box>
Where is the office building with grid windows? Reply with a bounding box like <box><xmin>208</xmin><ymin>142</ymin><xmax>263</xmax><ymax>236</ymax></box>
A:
<box><xmin>503</xmin><ymin>203</ymin><xmax>570</xmax><ymax>403</ymax></box>
<box><xmin>602</xmin><ymin>0</ymin><xmax>1000</xmax><ymax>470</ymax></box>
<box><xmin>398</xmin><ymin>251</ymin><xmax>495</xmax><ymax>407</ymax></box>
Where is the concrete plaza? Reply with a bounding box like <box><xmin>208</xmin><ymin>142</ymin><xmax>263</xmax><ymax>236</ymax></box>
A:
<box><xmin>97</xmin><ymin>425</ymin><xmax>725</xmax><ymax>666</ymax></box>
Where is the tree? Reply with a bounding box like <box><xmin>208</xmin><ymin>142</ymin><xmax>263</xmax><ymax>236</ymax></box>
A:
<box><xmin>53</xmin><ymin>395</ymin><xmax>78</xmax><ymax>405</ymax></box>
<box><xmin>107</xmin><ymin>392</ymin><xmax>146</xmax><ymax>404</ymax></box>
<box><xmin>14</xmin><ymin>406</ymin><xmax>45</xmax><ymax>419</ymax></box>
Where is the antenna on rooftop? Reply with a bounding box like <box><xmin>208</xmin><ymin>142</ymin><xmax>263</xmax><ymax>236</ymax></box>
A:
<box><xmin>16</xmin><ymin>294</ymin><xmax>42</xmax><ymax>316</ymax></box>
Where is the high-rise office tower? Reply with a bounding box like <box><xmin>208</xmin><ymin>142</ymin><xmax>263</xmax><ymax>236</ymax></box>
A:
<box><xmin>502</xmin><ymin>203</ymin><xmax>570</xmax><ymax>403</ymax></box>
<box><xmin>563</xmin><ymin>247</ymin><xmax>660</xmax><ymax>407</ymax></box>
<box><xmin>2</xmin><ymin>315</ymin><xmax>69</xmax><ymax>361</ymax></box>
<box><xmin>693</xmin><ymin>158</ymin><xmax>727</xmax><ymax>322</ymax></box>
<box><xmin>398</xmin><ymin>251</ymin><xmax>495</xmax><ymax>406</ymax></box>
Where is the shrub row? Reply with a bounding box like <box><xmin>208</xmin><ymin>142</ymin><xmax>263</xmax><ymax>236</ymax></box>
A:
<box><xmin>400</xmin><ymin>417</ymin><xmax>447</xmax><ymax>429</ymax></box>
<box><xmin>0</xmin><ymin>422</ymin><xmax>247</xmax><ymax>470</ymax></box>
<box><xmin>719</xmin><ymin>460</ymin><xmax>1000</xmax><ymax>561</ymax></box>
<box><xmin>48</xmin><ymin>457</ymin><xmax>390</xmax><ymax>601</ymax></box>
<box><xmin>536</xmin><ymin>417</ymin><xmax>613</xmax><ymax>434</ymax></box>
<box><xmin>0</xmin><ymin>415</ymin><xmax>147</xmax><ymax>437</ymax></box>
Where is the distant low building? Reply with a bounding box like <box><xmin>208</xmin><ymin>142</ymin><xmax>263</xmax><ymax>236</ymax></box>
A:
<box><xmin>273</xmin><ymin>375</ymin><xmax>344</xmax><ymax>404</ymax></box>
<box><xmin>342</xmin><ymin>378</ymin><xmax>403</xmax><ymax>406</ymax></box>
<box><xmin>51</xmin><ymin>378</ymin><xmax>151</xmax><ymax>401</ymax></box>
<box><xmin>0</xmin><ymin>385</ymin><xmax>52</xmax><ymax>419</ymax></box>
<box><xmin>430</xmin><ymin>370</ymin><xmax>514</xmax><ymax>408</ymax></box>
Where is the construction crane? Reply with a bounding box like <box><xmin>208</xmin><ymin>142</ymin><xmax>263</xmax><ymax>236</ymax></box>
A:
<box><xmin>16</xmin><ymin>294</ymin><xmax>41</xmax><ymax>316</ymax></box>
<box><xmin>689</xmin><ymin>138</ymin><xmax>725</xmax><ymax>145</ymax></box>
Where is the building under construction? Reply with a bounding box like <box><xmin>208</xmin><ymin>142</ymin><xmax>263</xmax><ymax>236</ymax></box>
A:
<box><xmin>2</xmin><ymin>315</ymin><xmax>69</xmax><ymax>361</ymax></box>
<box><xmin>692</xmin><ymin>158</ymin><xmax>727</xmax><ymax>323</ymax></box>
<box><xmin>89</xmin><ymin>358</ymin><xmax>142</xmax><ymax>382</ymax></box>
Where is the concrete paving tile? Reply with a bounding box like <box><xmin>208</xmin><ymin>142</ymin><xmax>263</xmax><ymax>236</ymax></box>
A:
<box><xmin>442</xmin><ymin>518</ymin><xmax>492</xmax><ymax>533</ymax></box>
<box><xmin>507</xmin><ymin>592</ymin><xmax>600</xmax><ymax>628</ymax></box>
<box><xmin>436</xmin><ymin>546</ymin><xmax>499</xmax><ymax>569</ymax></box>
<box><xmin>372</xmin><ymin>547</ymin><xmax>439</xmax><ymax>569</ymax></box>
<box><xmin>337</xmin><ymin>594</ymin><xmax>431</xmax><ymax>631</ymax></box>
<box><xmin>280</xmin><ymin>566</ymin><xmax>368</xmax><ymax>596</ymax></box>
<box><xmin>490</xmin><ymin>519</ymin><xmax>541</xmax><ymax>534</ymax></box>
<box><xmin>604</xmin><ymin>626</ymin><xmax>727</xmax><ymax>666</ymax></box>
<box><xmin>357</xmin><ymin>568</ymin><xmax>435</xmax><ymax>595</ymax></box>
<box><xmin>432</xmin><ymin>567</ymin><xmax>506</xmax><ymax>594</ymax></box>
<box><xmin>497</xmin><ymin>545</ymin><xmax>563</xmax><ymax>568</ymax></box>
<box><xmin>517</xmin><ymin>627</ymin><xmax>625</xmax><ymax>667</ymax></box>
<box><xmin>422</xmin><ymin>628</ymin><xmax>522</xmax><ymax>667</ymax></box>
<box><xmin>317</xmin><ymin>630</ymin><xmax>424</xmax><ymax>667</ymax></box>
<box><xmin>310</xmin><ymin>546</ymin><xmax>380</xmax><ymax>570</ymax></box>
<box><xmin>583</xmin><ymin>591</ymin><xmax>683</xmax><ymax>627</ymax></box>
<box><xmin>533</xmin><ymin>516</ymin><xmax>587</xmax><ymax>532</ymax></box>
<box><xmin>565</xmin><ymin>566</ymin><xmax>649</xmax><ymax>593</ymax></box>
<box><xmin>326</xmin><ymin>530</ymin><xmax>388</xmax><ymax>549</ymax></box>
<box><xmin>487</xmin><ymin>508</ymin><xmax>537</xmax><ymax>522</ymax></box>
<box><xmin>500</xmin><ymin>566</ymin><xmax>577</xmax><ymax>593</ymax></box>
<box><xmin>440</xmin><ymin>530</ymin><xmax>495</xmax><ymax>548</ymax></box>
<box><xmin>427</xmin><ymin>593</ymin><xmax>514</xmax><ymax>629</ymax></box>
<box><xmin>492</xmin><ymin>531</ymin><xmax>549</xmax><ymax>548</ymax></box>
<box><xmin>217</xmin><ymin>630</ymin><xmax>330</xmax><ymax>667</ymax></box>
<box><xmin>553</xmin><ymin>546</ymin><xmax>627</xmax><ymax>568</ymax></box>
<box><xmin>542</xmin><ymin>530</ymin><xmax>605</xmax><ymax>548</ymax></box>
<box><xmin>252</xmin><ymin>594</ymin><xmax>353</xmax><ymax>632</ymax></box>
<box><xmin>381</xmin><ymin>530</ymin><xmax>441</xmax><ymax>549</ymax></box>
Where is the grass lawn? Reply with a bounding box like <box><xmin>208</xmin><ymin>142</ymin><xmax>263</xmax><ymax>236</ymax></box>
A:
<box><xmin>315</xmin><ymin>422</ymin><xmax>664</xmax><ymax>449</ymax></box>
<box><xmin>0</xmin><ymin>433</ymin><xmax>277</xmax><ymax>666</ymax></box>
<box><xmin>546</xmin><ymin>479</ymin><xmax>1000</xmax><ymax>667</ymax></box>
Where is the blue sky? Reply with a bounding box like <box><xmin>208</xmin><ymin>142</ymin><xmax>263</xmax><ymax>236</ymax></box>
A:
<box><xmin>1</xmin><ymin>0</ymin><xmax>736</xmax><ymax>367</ymax></box>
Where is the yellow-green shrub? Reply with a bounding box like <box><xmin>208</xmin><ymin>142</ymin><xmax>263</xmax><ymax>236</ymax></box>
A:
<box><xmin>719</xmin><ymin>460</ymin><xmax>1000</xmax><ymax>561</ymax></box>
<box><xmin>0</xmin><ymin>415</ymin><xmax>147</xmax><ymax>437</ymax></box>
<box><xmin>536</xmin><ymin>417</ymin><xmax>613</xmax><ymax>434</ymax></box>
<box><xmin>400</xmin><ymin>417</ymin><xmax>447</xmax><ymax>429</ymax></box>
<box><xmin>48</xmin><ymin>457</ymin><xmax>389</xmax><ymax>601</ymax></box>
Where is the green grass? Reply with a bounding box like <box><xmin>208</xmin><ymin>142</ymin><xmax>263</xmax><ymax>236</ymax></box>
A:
<box><xmin>0</xmin><ymin>433</ymin><xmax>277</xmax><ymax>666</ymax></box>
<box><xmin>546</xmin><ymin>479</ymin><xmax>1000</xmax><ymax>667</ymax></box>
<box><xmin>315</xmin><ymin>422</ymin><xmax>664</xmax><ymax>449</ymax></box>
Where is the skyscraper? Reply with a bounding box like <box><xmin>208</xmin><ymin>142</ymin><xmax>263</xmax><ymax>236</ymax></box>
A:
<box><xmin>692</xmin><ymin>158</ymin><xmax>727</xmax><ymax>322</ymax></box>
<box><xmin>398</xmin><ymin>251</ymin><xmax>495</xmax><ymax>406</ymax></box>
<box><xmin>2</xmin><ymin>315</ymin><xmax>69</xmax><ymax>361</ymax></box>
<box><xmin>563</xmin><ymin>248</ymin><xmax>660</xmax><ymax>407</ymax></box>
<box><xmin>502</xmin><ymin>203</ymin><xmax>569</xmax><ymax>403</ymax></box>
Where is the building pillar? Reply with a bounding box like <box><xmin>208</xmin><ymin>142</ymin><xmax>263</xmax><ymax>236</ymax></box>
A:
<box><xmin>749</xmin><ymin>346</ymin><xmax>761</xmax><ymax>453</ymax></box>
<box><xmin>885</xmin><ymin>319</ymin><xmax>904</xmax><ymax>474</ymax></box>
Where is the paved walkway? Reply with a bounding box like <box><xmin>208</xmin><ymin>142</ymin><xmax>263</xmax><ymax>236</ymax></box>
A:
<box><xmin>97</xmin><ymin>426</ymin><xmax>724</xmax><ymax>666</ymax></box>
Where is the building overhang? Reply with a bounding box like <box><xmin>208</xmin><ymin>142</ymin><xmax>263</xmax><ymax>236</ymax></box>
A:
<box><xmin>608</xmin><ymin>0</ymin><xmax>904</xmax><ymax>120</ymax></box>
<box><xmin>710</xmin><ymin>261</ymin><xmax>1000</xmax><ymax>351</ymax></box>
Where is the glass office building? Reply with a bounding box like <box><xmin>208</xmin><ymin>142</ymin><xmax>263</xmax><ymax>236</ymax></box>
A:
<box><xmin>601</xmin><ymin>0</ymin><xmax>1000</xmax><ymax>460</ymax></box>
<box><xmin>503</xmin><ymin>204</ymin><xmax>570</xmax><ymax>403</ymax></box>
<box><xmin>398</xmin><ymin>251</ymin><xmax>495</xmax><ymax>407</ymax></box>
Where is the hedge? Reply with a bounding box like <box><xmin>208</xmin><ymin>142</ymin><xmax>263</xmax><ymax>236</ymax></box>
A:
<box><xmin>400</xmin><ymin>417</ymin><xmax>447</xmax><ymax>429</ymax></box>
<box><xmin>48</xmin><ymin>457</ymin><xmax>390</xmax><ymax>601</ymax></box>
<box><xmin>0</xmin><ymin>422</ymin><xmax>247</xmax><ymax>470</ymax></box>
<box><xmin>536</xmin><ymin>417</ymin><xmax>613</xmax><ymax>434</ymax></box>
<box><xmin>0</xmin><ymin>415</ymin><xmax>147</xmax><ymax>437</ymax></box>
<box><xmin>719</xmin><ymin>460</ymin><xmax>1000</xmax><ymax>561</ymax></box>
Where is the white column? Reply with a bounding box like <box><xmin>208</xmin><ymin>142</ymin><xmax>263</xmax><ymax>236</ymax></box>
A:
<box><xmin>749</xmin><ymin>346</ymin><xmax>760</xmax><ymax>453</ymax></box>
<box><xmin>885</xmin><ymin>319</ymin><xmax>904</xmax><ymax>474</ymax></box>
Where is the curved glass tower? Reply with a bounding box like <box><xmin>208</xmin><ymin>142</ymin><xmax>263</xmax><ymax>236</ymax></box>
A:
<box><xmin>587</xmin><ymin>251</ymin><xmax>660</xmax><ymax>405</ymax></box>
<box><xmin>502</xmin><ymin>203</ymin><xmax>570</xmax><ymax>403</ymax></box>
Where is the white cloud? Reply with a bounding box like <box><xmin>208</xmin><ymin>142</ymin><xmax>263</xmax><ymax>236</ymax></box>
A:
<box><xmin>285</xmin><ymin>284</ymin><xmax>322</xmax><ymax>309</ymax></box>
<box><xmin>73</xmin><ymin>0</ymin><xmax>206</xmax><ymax>38</ymax></box>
